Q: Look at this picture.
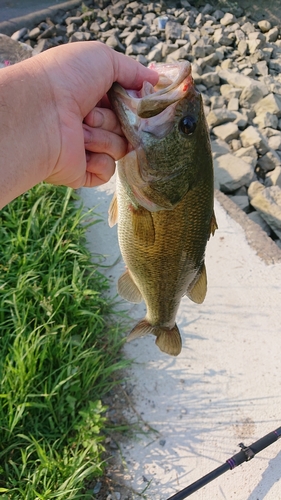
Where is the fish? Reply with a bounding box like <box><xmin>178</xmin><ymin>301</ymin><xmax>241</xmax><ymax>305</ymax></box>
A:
<box><xmin>108</xmin><ymin>61</ymin><xmax>217</xmax><ymax>357</ymax></box>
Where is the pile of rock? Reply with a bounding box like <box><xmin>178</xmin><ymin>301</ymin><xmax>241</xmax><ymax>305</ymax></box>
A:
<box><xmin>2</xmin><ymin>0</ymin><xmax>281</xmax><ymax>246</ymax></box>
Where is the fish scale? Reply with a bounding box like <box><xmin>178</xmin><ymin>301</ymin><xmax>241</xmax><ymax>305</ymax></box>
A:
<box><xmin>108</xmin><ymin>61</ymin><xmax>217</xmax><ymax>356</ymax></box>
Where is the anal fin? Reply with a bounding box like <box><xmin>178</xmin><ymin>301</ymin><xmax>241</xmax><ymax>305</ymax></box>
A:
<box><xmin>127</xmin><ymin>319</ymin><xmax>182</xmax><ymax>356</ymax></box>
<box><xmin>186</xmin><ymin>263</ymin><xmax>207</xmax><ymax>304</ymax></box>
<box><xmin>117</xmin><ymin>269</ymin><xmax>143</xmax><ymax>303</ymax></box>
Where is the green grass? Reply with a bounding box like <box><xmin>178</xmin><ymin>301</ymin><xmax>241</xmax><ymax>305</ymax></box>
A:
<box><xmin>0</xmin><ymin>184</ymin><xmax>127</xmax><ymax>499</ymax></box>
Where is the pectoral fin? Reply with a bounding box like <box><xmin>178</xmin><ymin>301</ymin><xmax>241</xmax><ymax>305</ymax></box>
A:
<box><xmin>186</xmin><ymin>263</ymin><xmax>207</xmax><ymax>304</ymax></box>
<box><xmin>108</xmin><ymin>192</ymin><xmax>118</xmax><ymax>227</ymax></box>
<box><xmin>132</xmin><ymin>207</ymin><xmax>155</xmax><ymax>246</ymax></box>
<box><xmin>117</xmin><ymin>269</ymin><xmax>143</xmax><ymax>303</ymax></box>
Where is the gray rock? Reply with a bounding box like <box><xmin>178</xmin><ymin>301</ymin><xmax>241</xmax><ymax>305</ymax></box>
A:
<box><xmin>212</xmin><ymin>122</ymin><xmax>240</xmax><ymax>142</ymax></box>
<box><xmin>268</xmin><ymin>59</ymin><xmax>281</xmax><ymax>73</ymax></box>
<box><xmin>207</xmin><ymin>109</ymin><xmax>236</xmax><ymax>128</ymax></box>
<box><xmin>135</xmin><ymin>54</ymin><xmax>148</xmax><ymax>65</ymax></box>
<box><xmin>248</xmin><ymin>38</ymin><xmax>264</xmax><ymax>54</ymax></box>
<box><xmin>192</xmin><ymin>43</ymin><xmax>206</xmax><ymax>59</ymax></box>
<box><xmin>218</xmin><ymin>70</ymin><xmax>267</xmax><ymax>96</ymax></box>
<box><xmin>235</xmin><ymin>145</ymin><xmax>258</xmax><ymax>161</ymax></box>
<box><xmin>241</xmin><ymin>22</ymin><xmax>256</xmax><ymax>35</ymax></box>
<box><xmin>239</xmin><ymin>84</ymin><xmax>264</xmax><ymax>108</ymax></box>
<box><xmin>211</xmin><ymin>138</ymin><xmax>231</xmax><ymax>158</ymax></box>
<box><xmin>213</xmin><ymin>10</ymin><xmax>225</xmax><ymax>21</ymax></box>
<box><xmin>200</xmin><ymin>71</ymin><xmax>220</xmax><ymax>88</ymax></box>
<box><xmin>28</xmin><ymin>27</ymin><xmax>41</xmax><ymax>40</ymax></box>
<box><xmin>201</xmin><ymin>3</ymin><xmax>214</xmax><ymax>15</ymax></box>
<box><xmin>232</xmin><ymin>111</ymin><xmax>248</xmax><ymax>129</ymax></box>
<box><xmin>231</xmin><ymin>139</ymin><xmax>242</xmax><ymax>151</ymax></box>
<box><xmin>124</xmin><ymin>30</ymin><xmax>139</xmax><ymax>46</ymax></box>
<box><xmin>229</xmin><ymin>195</ymin><xmax>251</xmax><ymax>212</ymax></box>
<box><xmin>11</xmin><ymin>28</ymin><xmax>28</xmax><ymax>41</ymax></box>
<box><xmin>210</xmin><ymin>96</ymin><xmax>225</xmax><ymax>110</ymax></box>
<box><xmin>257</xmin><ymin>150</ymin><xmax>281</xmax><ymax>172</ymax></box>
<box><xmin>254</xmin><ymin>93</ymin><xmax>281</xmax><ymax>117</ymax></box>
<box><xmin>39</xmin><ymin>25</ymin><xmax>57</xmax><ymax>39</ymax></box>
<box><xmin>254</xmin><ymin>60</ymin><xmax>268</xmax><ymax>77</ymax></box>
<box><xmin>110</xmin><ymin>0</ymin><xmax>128</xmax><ymax>18</ymax></box>
<box><xmin>228</xmin><ymin>97</ymin><xmax>239</xmax><ymax>111</ymax></box>
<box><xmin>200</xmin><ymin>52</ymin><xmax>220</xmax><ymax>69</ymax></box>
<box><xmin>166</xmin><ymin>43</ymin><xmax>191</xmax><ymax>62</ymax></box>
<box><xmin>253</xmin><ymin>112</ymin><xmax>278</xmax><ymax>129</ymax></box>
<box><xmin>220</xmin><ymin>85</ymin><xmax>242</xmax><ymax>99</ymax></box>
<box><xmin>69</xmin><ymin>31</ymin><xmax>91</xmax><ymax>42</ymax></box>
<box><xmin>257</xmin><ymin>20</ymin><xmax>272</xmax><ymax>33</ymax></box>
<box><xmin>126</xmin><ymin>42</ymin><xmax>150</xmax><ymax>56</ymax></box>
<box><xmin>213</xmin><ymin>28</ymin><xmax>233</xmax><ymax>46</ymax></box>
<box><xmin>240</xmin><ymin>126</ymin><xmax>269</xmax><ymax>154</ymax></box>
<box><xmin>65</xmin><ymin>16</ymin><xmax>83</xmax><ymax>26</ymax></box>
<box><xmin>138</xmin><ymin>25</ymin><xmax>151</xmax><ymax>37</ymax></box>
<box><xmin>248</xmin><ymin>180</ymin><xmax>265</xmax><ymax>199</ymax></box>
<box><xmin>268</xmin><ymin>135</ymin><xmax>281</xmax><ymax>150</ymax></box>
<box><xmin>220</xmin><ymin>13</ymin><xmax>236</xmax><ymax>26</ymax></box>
<box><xmin>265</xmin><ymin>166</ymin><xmax>281</xmax><ymax>187</ymax></box>
<box><xmin>165</xmin><ymin>21</ymin><xmax>182</xmax><ymax>42</ymax></box>
<box><xmin>238</xmin><ymin>40</ymin><xmax>248</xmax><ymax>56</ymax></box>
<box><xmin>162</xmin><ymin>43</ymin><xmax>179</xmax><ymax>58</ymax></box>
<box><xmin>66</xmin><ymin>23</ymin><xmax>76</xmax><ymax>37</ymax></box>
<box><xmin>106</xmin><ymin>34</ymin><xmax>125</xmax><ymax>52</ymax></box>
<box><xmin>235</xmin><ymin>29</ymin><xmax>246</xmax><ymax>42</ymax></box>
<box><xmin>214</xmin><ymin>153</ymin><xmax>254</xmax><ymax>192</ymax></box>
<box><xmin>269</xmin><ymin>80</ymin><xmax>281</xmax><ymax>95</ymax></box>
<box><xmin>146</xmin><ymin>44</ymin><xmax>163</xmax><ymax>62</ymax></box>
<box><xmin>32</xmin><ymin>38</ymin><xmax>52</xmax><ymax>54</ymax></box>
<box><xmin>248</xmin><ymin>185</ymin><xmax>281</xmax><ymax>238</ymax></box>
<box><xmin>266</xmin><ymin>27</ymin><xmax>279</xmax><ymax>43</ymax></box>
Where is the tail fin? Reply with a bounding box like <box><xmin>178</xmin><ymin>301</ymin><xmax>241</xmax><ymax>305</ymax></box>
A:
<box><xmin>127</xmin><ymin>319</ymin><xmax>182</xmax><ymax>356</ymax></box>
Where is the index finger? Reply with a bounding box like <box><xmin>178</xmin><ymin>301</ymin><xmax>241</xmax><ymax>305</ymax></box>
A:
<box><xmin>109</xmin><ymin>49</ymin><xmax>159</xmax><ymax>90</ymax></box>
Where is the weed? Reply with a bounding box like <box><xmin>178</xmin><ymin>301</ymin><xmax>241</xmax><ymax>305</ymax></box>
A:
<box><xmin>0</xmin><ymin>184</ymin><xmax>127</xmax><ymax>498</ymax></box>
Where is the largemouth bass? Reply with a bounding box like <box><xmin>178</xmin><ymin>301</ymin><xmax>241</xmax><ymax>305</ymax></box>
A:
<box><xmin>108</xmin><ymin>61</ymin><xmax>217</xmax><ymax>357</ymax></box>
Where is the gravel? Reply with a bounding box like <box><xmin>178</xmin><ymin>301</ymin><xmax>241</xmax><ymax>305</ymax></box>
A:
<box><xmin>1</xmin><ymin>0</ymin><xmax>281</xmax><ymax>250</ymax></box>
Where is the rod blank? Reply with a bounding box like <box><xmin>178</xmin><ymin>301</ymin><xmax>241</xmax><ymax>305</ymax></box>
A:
<box><xmin>167</xmin><ymin>426</ymin><xmax>281</xmax><ymax>500</ymax></box>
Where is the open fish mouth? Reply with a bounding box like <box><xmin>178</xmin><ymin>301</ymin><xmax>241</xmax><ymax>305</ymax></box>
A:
<box><xmin>109</xmin><ymin>61</ymin><xmax>197</xmax><ymax>144</ymax></box>
<box><xmin>110</xmin><ymin>61</ymin><xmax>193</xmax><ymax>119</ymax></box>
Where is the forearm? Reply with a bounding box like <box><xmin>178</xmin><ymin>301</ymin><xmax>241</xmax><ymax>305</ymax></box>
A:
<box><xmin>0</xmin><ymin>58</ymin><xmax>60</xmax><ymax>209</ymax></box>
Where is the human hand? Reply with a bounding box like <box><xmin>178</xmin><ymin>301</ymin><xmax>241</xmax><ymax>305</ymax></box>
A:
<box><xmin>39</xmin><ymin>41</ymin><xmax>158</xmax><ymax>188</ymax></box>
<box><xmin>82</xmin><ymin>106</ymin><xmax>127</xmax><ymax>187</ymax></box>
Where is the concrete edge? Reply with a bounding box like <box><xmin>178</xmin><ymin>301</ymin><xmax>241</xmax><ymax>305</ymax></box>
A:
<box><xmin>215</xmin><ymin>189</ymin><xmax>281</xmax><ymax>265</ymax></box>
<box><xmin>0</xmin><ymin>0</ymin><xmax>92</xmax><ymax>36</ymax></box>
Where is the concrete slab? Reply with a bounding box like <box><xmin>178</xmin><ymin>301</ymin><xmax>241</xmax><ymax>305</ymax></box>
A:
<box><xmin>81</xmin><ymin>179</ymin><xmax>281</xmax><ymax>500</ymax></box>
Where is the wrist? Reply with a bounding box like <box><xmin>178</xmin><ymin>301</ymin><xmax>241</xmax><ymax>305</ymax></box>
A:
<box><xmin>0</xmin><ymin>57</ymin><xmax>60</xmax><ymax>207</ymax></box>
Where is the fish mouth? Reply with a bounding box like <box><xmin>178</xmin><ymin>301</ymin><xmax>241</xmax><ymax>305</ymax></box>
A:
<box><xmin>108</xmin><ymin>61</ymin><xmax>196</xmax><ymax>144</ymax></box>
<box><xmin>110</xmin><ymin>61</ymin><xmax>193</xmax><ymax>117</ymax></box>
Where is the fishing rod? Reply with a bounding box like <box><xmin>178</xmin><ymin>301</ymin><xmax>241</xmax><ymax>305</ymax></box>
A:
<box><xmin>167</xmin><ymin>426</ymin><xmax>281</xmax><ymax>500</ymax></box>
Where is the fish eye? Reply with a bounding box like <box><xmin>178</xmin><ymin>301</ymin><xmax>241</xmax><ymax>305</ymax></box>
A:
<box><xmin>179</xmin><ymin>116</ymin><xmax>197</xmax><ymax>136</ymax></box>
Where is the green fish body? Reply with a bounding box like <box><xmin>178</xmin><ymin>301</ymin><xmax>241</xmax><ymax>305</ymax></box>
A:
<box><xmin>108</xmin><ymin>62</ymin><xmax>217</xmax><ymax>356</ymax></box>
